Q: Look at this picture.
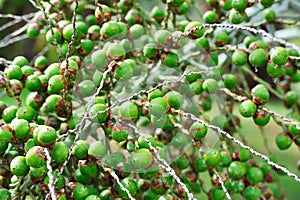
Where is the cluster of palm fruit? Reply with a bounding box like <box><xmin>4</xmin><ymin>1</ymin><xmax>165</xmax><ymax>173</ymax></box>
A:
<box><xmin>0</xmin><ymin>0</ymin><xmax>299</xmax><ymax>199</ymax></box>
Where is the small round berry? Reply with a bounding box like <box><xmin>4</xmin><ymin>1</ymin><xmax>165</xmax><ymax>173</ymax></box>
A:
<box><xmin>214</xmin><ymin>31</ymin><xmax>229</xmax><ymax>46</ymax></box>
<box><xmin>184</xmin><ymin>21</ymin><xmax>205</xmax><ymax>39</ymax></box>
<box><xmin>115</xmin><ymin>62</ymin><xmax>133</xmax><ymax>80</ymax></box>
<box><xmin>12</xmin><ymin>118</ymin><xmax>30</xmax><ymax>139</ymax></box>
<box><xmin>9</xmin><ymin>79</ymin><xmax>23</xmax><ymax>95</ymax></box>
<box><xmin>78</xmin><ymin>80</ymin><xmax>96</xmax><ymax>97</ymax></box>
<box><xmin>0</xmin><ymin>188</ymin><xmax>11</xmax><ymax>200</ymax></box>
<box><xmin>203</xmin><ymin>78</ymin><xmax>218</xmax><ymax>93</ymax></box>
<box><xmin>86</xmin><ymin>195</ymin><xmax>100</xmax><ymax>200</ymax></box>
<box><xmin>266</xmin><ymin>62</ymin><xmax>285</xmax><ymax>78</ymax></box>
<box><xmin>243</xmin><ymin>36</ymin><xmax>256</xmax><ymax>48</ymax></box>
<box><xmin>10</xmin><ymin>156</ymin><xmax>29</xmax><ymax>176</ymax></box>
<box><xmin>25</xmin><ymin>74</ymin><xmax>41</xmax><ymax>92</ymax></box>
<box><xmin>289</xmin><ymin>121</ymin><xmax>300</xmax><ymax>136</ymax></box>
<box><xmin>203</xmin><ymin>11</ymin><xmax>217</xmax><ymax>23</ymax></box>
<box><xmin>243</xmin><ymin>186</ymin><xmax>261</xmax><ymax>200</ymax></box>
<box><xmin>95</xmin><ymin>4</ymin><xmax>111</xmax><ymax>22</ymax></box>
<box><xmin>232</xmin><ymin>50</ymin><xmax>248</xmax><ymax>66</ymax></box>
<box><xmin>253</xmin><ymin>109</ymin><xmax>271</xmax><ymax>126</ymax></box>
<box><xmin>164</xmin><ymin>91</ymin><xmax>183</xmax><ymax>109</ymax></box>
<box><xmin>223</xmin><ymin>74</ymin><xmax>238</xmax><ymax>89</ymax></box>
<box><xmin>72</xmin><ymin>183</ymin><xmax>90</xmax><ymax>200</ymax></box>
<box><xmin>284</xmin><ymin>90</ymin><xmax>298</xmax><ymax>106</ymax></box>
<box><xmin>161</xmin><ymin>52</ymin><xmax>179</xmax><ymax>67</ymax></box>
<box><xmin>25</xmin><ymin>146</ymin><xmax>46</xmax><ymax>168</ymax></box>
<box><xmin>232</xmin><ymin>0</ymin><xmax>247</xmax><ymax>11</ymax></box>
<box><xmin>270</xmin><ymin>47</ymin><xmax>288</xmax><ymax>65</ymax></box>
<box><xmin>129</xmin><ymin>24</ymin><xmax>144</xmax><ymax>39</ymax></box>
<box><xmin>260</xmin><ymin>0</ymin><xmax>274</xmax><ymax>8</ymax></box>
<box><xmin>150</xmin><ymin>6</ymin><xmax>165</xmax><ymax>22</ymax></box>
<box><xmin>112</xmin><ymin>129</ymin><xmax>128</xmax><ymax>142</ymax></box>
<box><xmin>2</xmin><ymin>106</ymin><xmax>18</xmax><ymax>123</ymax></box>
<box><xmin>88</xmin><ymin>141</ymin><xmax>107</xmax><ymax>159</ymax></box>
<box><xmin>44</xmin><ymin>63</ymin><xmax>61</xmax><ymax>79</ymax></box>
<box><xmin>72</xmin><ymin>140</ymin><xmax>90</xmax><ymax>159</ymax></box>
<box><xmin>138</xmin><ymin>135</ymin><xmax>156</xmax><ymax>149</ymax></box>
<box><xmin>12</xmin><ymin>56</ymin><xmax>28</xmax><ymax>67</ymax></box>
<box><xmin>229</xmin><ymin>9</ymin><xmax>245</xmax><ymax>24</ymax></box>
<box><xmin>211</xmin><ymin>187</ymin><xmax>226</xmax><ymax>200</ymax></box>
<box><xmin>89</xmin><ymin>103</ymin><xmax>108</xmax><ymax>123</ymax></box>
<box><xmin>91</xmin><ymin>49</ymin><xmax>107</xmax><ymax>69</ymax></box>
<box><xmin>143</xmin><ymin>43</ymin><xmax>157</xmax><ymax>58</ymax></box>
<box><xmin>106</xmin><ymin>43</ymin><xmax>126</xmax><ymax>61</ymax></box>
<box><xmin>100</xmin><ymin>21</ymin><xmax>120</xmax><ymax>39</ymax></box>
<box><xmin>26</xmin><ymin>23</ymin><xmax>40</xmax><ymax>38</ymax></box>
<box><xmin>237</xmin><ymin>147</ymin><xmax>251</xmax><ymax>161</ymax></box>
<box><xmin>34</xmin><ymin>55</ymin><xmax>48</xmax><ymax>71</ymax></box>
<box><xmin>276</xmin><ymin>133</ymin><xmax>292</xmax><ymax>150</ymax></box>
<box><xmin>219</xmin><ymin>151</ymin><xmax>232</xmax><ymax>167</ymax></box>
<box><xmin>264</xmin><ymin>8</ymin><xmax>276</xmax><ymax>22</ymax></box>
<box><xmin>47</xmin><ymin>75</ymin><xmax>66</xmax><ymax>94</ymax></box>
<box><xmin>125</xmin><ymin>9</ymin><xmax>142</xmax><ymax>25</ymax></box>
<box><xmin>79</xmin><ymin>39</ymin><xmax>94</xmax><ymax>54</ymax></box>
<box><xmin>37</xmin><ymin>126</ymin><xmax>57</xmax><ymax>147</ymax></box>
<box><xmin>51</xmin><ymin>142</ymin><xmax>68</xmax><ymax>164</ymax></box>
<box><xmin>46</xmin><ymin>28</ymin><xmax>62</xmax><ymax>44</ymax></box>
<box><xmin>221</xmin><ymin>0</ymin><xmax>233</xmax><ymax>10</ymax></box>
<box><xmin>247</xmin><ymin>167</ymin><xmax>264</xmax><ymax>184</ymax></box>
<box><xmin>190</xmin><ymin>122</ymin><xmax>208</xmax><ymax>140</ymax></box>
<box><xmin>79</xmin><ymin>160</ymin><xmax>98</xmax><ymax>177</ymax></box>
<box><xmin>195</xmin><ymin>37</ymin><xmax>209</xmax><ymax>50</ymax></box>
<box><xmin>194</xmin><ymin>157</ymin><xmax>207</xmax><ymax>172</ymax></box>
<box><xmin>16</xmin><ymin>105</ymin><xmax>36</xmax><ymax>122</ymax></box>
<box><xmin>204</xmin><ymin>148</ymin><xmax>221</xmax><ymax>167</ymax></box>
<box><xmin>131</xmin><ymin>148</ymin><xmax>153</xmax><ymax>169</ymax></box>
<box><xmin>119</xmin><ymin>101</ymin><xmax>139</xmax><ymax>120</ymax></box>
<box><xmin>149</xmin><ymin>97</ymin><xmax>169</xmax><ymax>117</ymax></box>
<box><xmin>249</xmin><ymin>48</ymin><xmax>268</xmax><ymax>67</ymax></box>
<box><xmin>228</xmin><ymin>161</ymin><xmax>246</xmax><ymax>179</ymax></box>
<box><xmin>239</xmin><ymin>100</ymin><xmax>257</xmax><ymax>118</ymax></box>
<box><xmin>251</xmin><ymin>84</ymin><xmax>269</xmax><ymax>105</ymax></box>
<box><xmin>0</xmin><ymin>128</ymin><xmax>12</xmax><ymax>143</ymax></box>
<box><xmin>5</xmin><ymin>65</ymin><xmax>22</xmax><ymax>80</ymax></box>
<box><xmin>118</xmin><ymin>178</ymin><xmax>137</xmax><ymax>197</ymax></box>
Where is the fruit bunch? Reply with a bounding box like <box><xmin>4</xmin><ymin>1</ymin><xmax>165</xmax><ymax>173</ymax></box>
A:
<box><xmin>0</xmin><ymin>0</ymin><xmax>300</xmax><ymax>199</ymax></box>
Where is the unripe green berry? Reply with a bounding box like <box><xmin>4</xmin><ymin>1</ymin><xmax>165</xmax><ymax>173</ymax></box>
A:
<box><xmin>243</xmin><ymin>186</ymin><xmax>261</xmax><ymax>200</ymax></box>
<box><xmin>249</xmin><ymin>48</ymin><xmax>268</xmax><ymax>67</ymax></box>
<box><xmin>10</xmin><ymin>156</ymin><xmax>29</xmax><ymax>176</ymax></box>
<box><xmin>232</xmin><ymin>0</ymin><xmax>247</xmax><ymax>11</ymax></box>
<box><xmin>131</xmin><ymin>148</ymin><xmax>153</xmax><ymax>169</ymax></box>
<box><xmin>5</xmin><ymin>65</ymin><xmax>22</xmax><ymax>80</ymax></box>
<box><xmin>239</xmin><ymin>100</ymin><xmax>257</xmax><ymax>118</ymax></box>
<box><xmin>149</xmin><ymin>97</ymin><xmax>169</xmax><ymax>117</ymax></box>
<box><xmin>251</xmin><ymin>84</ymin><xmax>270</xmax><ymax>105</ymax></box>
<box><xmin>161</xmin><ymin>52</ymin><xmax>179</xmax><ymax>67</ymax></box>
<box><xmin>232</xmin><ymin>50</ymin><xmax>248</xmax><ymax>66</ymax></box>
<box><xmin>270</xmin><ymin>47</ymin><xmax>288</xmax><ymax>65</ymax></box>
<box><xmin>25</xmin><ymin>146</ymin><xmax>46</xmax><ymax>168</ymax></box>
<box><xmin>247</xmin><ymin>167</ymin><xmax>264</xmax><ymax>184</ymax></box>
<box><xmin>228</xmin><ymin>161</ymin><xmax>246</xmax><ymax>179</ymax></box>
<box><xmin>51</xmin><ymin>142</ymin><xmax>69</xmax><ymax>164</ymax></box>
<box><xmin>276</xmin><ymin>133</ymin><xmax>292</xmax><ymax>150</ymax></box>
<box><xmin>88</xmin><ymin>141</ymin><xmax>106</xmax><ymax>159</ymax></box>
<box><xmin>119</xmin><ymin>101</ymin><xmax>139</xmax><ymax>120</ymax></box>
<box><xmin>229</xmin><ymin>9</ymin><xmax>245</xmax><ymax>24</ymax></box>
<box><xmin>204</xmin><ymin>148</ymin><xmax>221</xmax><ymax>167</ymax></box>
<box><xmin>203</xmin><ymin>78</ymin><xmax>218</xmax><ymax>93</ymax></box>
<box><xmin>72</xmin><ymin>140</ymin><xmax>90</xmax><ymax>159</ymax></box>
<box><xmin>264</xmin><ymin>8</ymin><xmax>276</xmax><ymax>22</ymax></box>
